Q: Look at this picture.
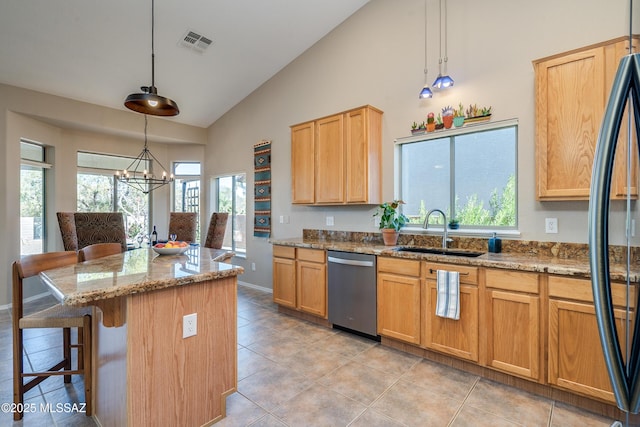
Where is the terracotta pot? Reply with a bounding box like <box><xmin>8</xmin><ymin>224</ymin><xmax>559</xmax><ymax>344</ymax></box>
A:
<box><xmin>443</xmin><ymin>115</ymin><xmax>454</xmax><ymax>129</ymax></box>
<box><xmin>426</xmin><ymin>123</ymin><xmax>436</xmax><ymax>132</ymax></box>
<box><xmin>381</xmin><ymin>229</ymin><xmax>399</xmax><ymax>246</ymax></box>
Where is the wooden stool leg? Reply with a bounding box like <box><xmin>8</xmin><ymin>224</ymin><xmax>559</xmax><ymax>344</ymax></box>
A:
<box><xmin>63</xmin><ymin>327</ymin><xmax>71</xmax><ymax>383</ymax></box>
<box><xmin>82</xmin><ymin>315</ymin><xmax>92</xmax><ymax>416</ymax></box>
<box><xmin>13</xmin><ymin>328</ymin><xmax>24</xmax><ymax>421</ymax></box>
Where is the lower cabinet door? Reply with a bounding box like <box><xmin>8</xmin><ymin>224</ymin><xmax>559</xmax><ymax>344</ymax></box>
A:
<box><xmin>548</xmin><ymin>298</ymin><xmax>631</xmax><ymax>403</ymax></box>
<box><xmin>423</xmin><ymin>281</ymin><xmax>479</xmax><ymax>362</ymax></box>
<box><xmin>273</xmin><ymin>257</ymin><xmax>296</xmax><ymax>308</ymax></box>
<box><xmin>485</xmin><ymin>289</ymin><xmax>540</xmax><ymax>381</ymax></box>
<box><xmin>377</xmin><ymin>272</ymin><xmax>421</xmax><ymax>344</ymax></box>
<box><xmin>297</xmin><ymin>260</ymin><xmax>327</xmax><ymax>318</ymax></box>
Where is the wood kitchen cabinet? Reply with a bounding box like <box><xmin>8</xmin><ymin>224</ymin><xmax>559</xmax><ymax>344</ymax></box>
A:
<box><xmin>377</xmin><ymin>257</ymin><xmax>421</xmax><ymax>345</ymax></box>
<box><xmin>423</xmin><ymin>262</ymin><xmax>479</xmax><ymax>362</ymax></box>
<box><xmin>272</xmin><ymin>245</ymin><xmax>327</xmax><ymax>318</ymax></box>
<box><xmin>534</xmin><ymin>36</ymin><xmax>639</xmax><ymax>200</ymax></box>
<box><xmin>290</xmin><ymin>105</ymin><xmax>382</xmax><ymax>205</ymax></box>
<box><xmin>484</xmin><ymin>269</ymin><xmax>541</xmax><ymax>381</ymax></box>
<box><xmin>548</xmin><ymin>275</ymin><xmax>635</xmax><ymax>403</ymax></box>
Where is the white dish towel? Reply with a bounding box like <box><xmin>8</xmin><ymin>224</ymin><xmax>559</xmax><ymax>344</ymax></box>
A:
<box><xmin>436</xmin><ymin>270</ymin><xmax>460</xmax><ymax>320</ymax></box>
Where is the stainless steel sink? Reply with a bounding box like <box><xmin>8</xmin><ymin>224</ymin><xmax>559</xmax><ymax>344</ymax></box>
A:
<box><xmin>393</xmin><ymin>247</ymin><xmax>484</xmax><ymax>258</ymax></box>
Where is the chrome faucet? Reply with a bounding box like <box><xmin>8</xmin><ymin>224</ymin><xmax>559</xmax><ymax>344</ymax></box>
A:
<box><xmin>424</xmin><ymin>209</ymin><xmax>450</xmax><ymax>249</ymax></box>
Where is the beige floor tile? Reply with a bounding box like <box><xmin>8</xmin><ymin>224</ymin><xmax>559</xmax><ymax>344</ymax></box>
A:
<box><xmin>464</xmin><ymin>378</ymin><xmax>552</xmax><ymax>426</ymax></box>
<box><xmin>216</xmin><ymin>392</ymin><xmax>267</xmax><ymax>427</ymax></box>
<box><xmin>237</xmin><ymin>364</ymin><xmax>312</xmax><ymax>411</ymax></box>
<box><xmin>247</xmin><ymin>332</ymin><xmax>307</xmax><ymax>360</ymax></box>
<box><xmin>550</xmin><ymin>402</ymin><xmax>617</xmax><ymax>427</ymax></box>
<box><xmin>248</xmin><ymin>414</ymin><xmax>288</xmax><ymax>426</ymax></box>
<box><xmin>316</xmin><ymin>331</ymin><xmax>377</xmax><ymax>358</ymax></box>
<box><xmin>371</xmin><ymin>380</ymin><xmax>460</xmax><ymax>426</ymax></box>
<box><xmin>401</xmin><ymin>359</ymin><xmax>478</xmax><ymax>401</ymax></box>
<box><xmin>238</xmin><ymin>347</ymin><xmax>279</xmax><ymax>381</ymax></box>
<box><xmin>276</xmin><ymin>346</ymin><xmax>349</xmax><ymax>380</ymax></box>
<box><xmin>271</xmin><ymin>383</ymin><xmax>366</xmax><ymax>426</ymax></box>
<box><xmin>238</xmin><ymin>323</ymin><xmax>278</xmax><ymax>347</ymax></box>
<box><xmin>319</xmin><ymin>360</ymin><xmax>399</xmax><ymax>405</ymax></box>
<box><xmin>451</xmin><ymin>405</ymin><xmax>521</xmax><ymax>426</ymax></box>
<box><xmin>349</xmin><ymin>408</ymin><xmax>407</xmax><ymax>427</ymax></box>
<box><xmin>352</xmin><ymin>344</ymin><xmax>421</xmax><ymax>377</ymax></box>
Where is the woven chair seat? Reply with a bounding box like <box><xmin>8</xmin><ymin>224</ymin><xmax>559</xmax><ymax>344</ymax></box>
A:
<box><xmin>19</xmin><ymin>305</ymin><xmax>92</xmax><ymax>329</ymax></box>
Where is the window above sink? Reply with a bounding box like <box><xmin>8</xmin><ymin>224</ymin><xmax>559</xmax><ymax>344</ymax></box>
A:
<box><xmin>395</xmin><ymin>118</ymin><xmax>518</xmax><ymax>233</ymax></box>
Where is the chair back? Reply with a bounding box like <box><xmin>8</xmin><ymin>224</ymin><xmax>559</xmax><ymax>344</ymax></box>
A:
<box><xmin>57</xmin><ymin>212</ymin><xmax>79</xmax><ymax>251</ymax></box>
<box><xmin>12</xmin><ymin>251</ymin><xmax>78</xmax><ymax>322</ymax></box>
<box><xmin>204</xmin><ymin>212</ymin><xmax>229</xmax><ymax>249</ymax></box>
<box><xmin>168</xmin><ymin>212</ymin><xmax>198</xmax><ymax>242</ymax></box>
<box><xmin>78</xmin><ymin>243</ymin><xmax>123</xmax><ymax>262</ymax></box>
<box><xmin>74</xmin><ymin>212</ymin><xmax>127</xmax><ymax>251</ymax></box>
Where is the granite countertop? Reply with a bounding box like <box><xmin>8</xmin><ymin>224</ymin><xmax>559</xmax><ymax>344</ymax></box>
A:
<box><xmin>40</xmin><ymin>246</ymin><xmax>244</xmax><ymax>306</ymax></box>
<box><xmin>270</xmin><ymin>237</ymin><xmax>639</xmax><ymax>282</ymax></box>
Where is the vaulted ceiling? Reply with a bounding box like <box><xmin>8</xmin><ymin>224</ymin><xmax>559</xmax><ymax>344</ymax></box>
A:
<box><xmin>0</xmin><ymin>0</ymin><xmax>369</xmax><ymax>128</ymax></box>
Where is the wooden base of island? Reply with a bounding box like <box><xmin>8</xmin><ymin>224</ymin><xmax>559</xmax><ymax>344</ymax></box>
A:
<box><xmin>93</xmin><ymin>276</ymin><xmax>237</xmax><ymax>426</ymax></box>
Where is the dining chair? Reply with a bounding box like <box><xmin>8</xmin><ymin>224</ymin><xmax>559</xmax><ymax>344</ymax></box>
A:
<box><xmin>168</xmin><ymin>212</ymin><xmax>198</xmax><ymax>242</ymax></box>
<box><xmin>204</xmin><ymin>212</ymin><xmax>229</xmax><ymax>249</ymax></box>
<box><xmin>74</xmin><ymin>212</ymin><xmax>128</xmax><ymax>251</ymax></box>
<box><xmin>78</xmin><ymin>242</ymin><xmax>123</xmax><ymax>262</ymax></box>
<box><xmin>12</xmin><ymin>251</ymin><xmax>93</xmax><ymax>421</ymax></box>
<box><xmin>56</xmin><ymin>212</ymin><xmax>79</xmax><ymax>251</ymax></box>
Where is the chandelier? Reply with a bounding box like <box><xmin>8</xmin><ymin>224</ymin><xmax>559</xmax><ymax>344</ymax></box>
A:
<box><xmin>116</xmin><ymin>115</ymin><xmax>173</xmax><ymax>194</ymax></box>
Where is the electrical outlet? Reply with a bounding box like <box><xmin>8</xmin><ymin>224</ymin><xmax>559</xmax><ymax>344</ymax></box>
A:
<box><xmin>251</xmin><ymin>262</ymin><xmax>256</xmax><ymax>271</ymax></box>
<box><xmin>545</xmin><ymin>218</ymin><xmax>558</xmax><ymax>234</ymax></box>
<box><xmin>183</xmin><ymin>313</ymin><xmax>197</xmax><ymax>338</ymax></box>
<box><xmin>326</xmin><ymin>216</ymin><xmax>334</xmax><ymax>226</ymax></box>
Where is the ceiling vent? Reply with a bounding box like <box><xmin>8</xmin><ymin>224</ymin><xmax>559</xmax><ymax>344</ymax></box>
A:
<box><xmin>179</xmin><ymin>30</ymin><xmax>213</xmax><ymax>54</ymax></box>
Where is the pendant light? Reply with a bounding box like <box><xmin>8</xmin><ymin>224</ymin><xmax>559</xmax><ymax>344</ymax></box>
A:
<box><xmin>432</xmin><ymin>0</ymin><xmax>454</xmax><ymax>89</ymax></box>
<box><xmin>124</xmin><ymin>0</ymin><xmax>179</xmax><ymax>116</ymax></box>
<box><xmin>116</xmin><ymin>115</ymin><xmax>174</xmax><ymax>194</ymax></box>
<box><xmin>419</xmin><ymin>0</ymin><xmax>433</xmax><ymax>99</ymax></box>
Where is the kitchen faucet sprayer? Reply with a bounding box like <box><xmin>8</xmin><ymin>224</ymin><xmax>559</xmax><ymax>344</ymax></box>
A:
<box><xmin>423</xmin><ymin>209</ymin><xmax>451</xmax><ymax>249</ymax></box>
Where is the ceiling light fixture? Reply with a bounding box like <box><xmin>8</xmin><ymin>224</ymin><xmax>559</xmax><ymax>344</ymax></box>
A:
<box><xmin>116</xmin><ymin>115</ymin><xmax>174</xmax><ymax>194</ymax></box>
<box><xmin>124</xmin><ymin>0</ymin><xmax>179</xmax><ymax>116</ymax></box>
<box><xmin>419</xmin><ymin>0</ymin><xmax>433</xmax><ymax>99</ymax></box>
<box><xmin>432</xmin><ymin>0</ymin><xmax>454</xmax><ymax>89</ymax></box>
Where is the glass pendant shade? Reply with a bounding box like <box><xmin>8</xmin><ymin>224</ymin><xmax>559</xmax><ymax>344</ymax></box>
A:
<box><xmin>419</xmin><ymin>85</ymin><xmax>433</xmax><ymax>99</ymax></box>
<box><xmin>433</xmin><ymin>74</ymin><xmax>454</xmax><ymax>89</ymax></box>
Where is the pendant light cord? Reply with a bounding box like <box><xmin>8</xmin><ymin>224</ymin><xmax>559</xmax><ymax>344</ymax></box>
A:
<box><xmin>438</xmin><ymin>0</ymin><xmax>443</xmax><ymax>73</ymax></box>
<box><xmin>443</xmin><ymin>0</ymin><xmax>448</xmax><ymax>71</ymax></box>
<box><xmin>424</xmin><ymin>0</ymin><xmax>428</xmax><ymax>83</ymax></box>
<box><xmin>151</xmin><ymin>0</ymin><xmax>156</xmax><ymax>89</ymax></box>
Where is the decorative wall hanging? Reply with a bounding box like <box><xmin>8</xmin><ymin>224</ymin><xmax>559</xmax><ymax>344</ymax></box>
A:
<box><xmin>253</xmin><ymin>140</ymin><xmax>271</xmax><ymax>238</ymax></box>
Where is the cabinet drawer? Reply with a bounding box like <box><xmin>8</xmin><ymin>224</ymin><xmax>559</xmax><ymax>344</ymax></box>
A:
<box><xmin>273</xmin><ymin>245</ymin><xmax>296</xmax><ymax>259</ymax></box>
<box><xmin>425</xmin><ymin>262</ymin><xmax>478</xmax><ymax>285</ymax></box>
<box><xmin>548</xmin><ymin>275</ymin><xmax>635</xmax><ymax>307</ymax></box>
<box><xmin>297</xmin><ymin>248</ymin><xmax>325</xmax><ymax>263</ymax></box>
<box><xmin>486</xmin><ymin>269</ymin><xmax>539</xmax><ymax>294</ymax></box>
<box><xmin>378</xmin><ymin>257</ymin><xmax>421</xmax><ymax>277</ymax></box>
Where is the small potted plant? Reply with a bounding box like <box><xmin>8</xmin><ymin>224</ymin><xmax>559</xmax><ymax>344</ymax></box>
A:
<box><xmin>448</xmin><ymin>218</ymin><xmax>460</xmax><ymax>230</ymax></box>
<box><xmin>411</xmin><ymin>121</ymin><xmax>425</xmax><ymax>135</ymax></box>
<box><xmin>435</xmin><ymin>113</ymin><xmax>444</xmax><ymax>130</ymax></box>
<box><xmin>426</xmin><ymin>112</ymin><xmax>436</xmax><ymax>132</ymax></box>
<box><xmin>441</xmin><ymin>106</ymin><xmax>454</xmax><ymax>129</ymax></box>
<box><xmin>453</xmin><ymin>103</ymin><xmax>465</xmax><ymax>127</ymax></box>
<box><xmin>374</xmin><ymin>200</ymin><xmax>409</xmax><ymax>246</ymax></box>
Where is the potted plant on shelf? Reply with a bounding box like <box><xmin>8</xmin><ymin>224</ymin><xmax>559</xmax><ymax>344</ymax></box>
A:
<box><xmin>442</xmin><ymin>106</ymin><xmax>454</xmax><ymax>129</ymax></box>
<box><xmin>411</xmin><ymin>121</ymin><xmax>426</xmax><ymax>135</ymax></box>
<box><xmin>448</xmin><ymin>218</ymin><xmax>460</xmax><ymax>230</ymax></box>
<box><xmin>453</xmin><ymin>103</ymin><xmax>465</xmax><ymax>127</ymax></box>
<box><xmin>435</xmin><ymin>113</ymin><xmax>444</xmax><ymax>130</ymax></box>
<box><xmin>374</xmin><ymin>200</ymin><xmax>409</xmax><ymax>246</ymax></box>
<box><xmin>426</xmin><ymin>112</ymin><xmax>436</xmax><ymax>132</ymax></box>
<box><xmin>465</xmin><ymin>104</ymin><xmax>492</xmax><ymax>124</ymax></box>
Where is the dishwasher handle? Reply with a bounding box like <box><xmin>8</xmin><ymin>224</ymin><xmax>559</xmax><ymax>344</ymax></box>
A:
<box><xmin>327</xmin><ymin>256</ymin><xmax>374</xmax><ymax>267</ymax></box>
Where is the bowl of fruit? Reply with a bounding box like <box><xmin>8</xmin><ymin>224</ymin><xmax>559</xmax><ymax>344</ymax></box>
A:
<box><xmin>152</xmin><ymin>241</ymin><xmax>189</xmax><ymax>255</ymax></box>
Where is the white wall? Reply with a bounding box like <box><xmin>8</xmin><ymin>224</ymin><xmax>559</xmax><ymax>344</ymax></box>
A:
<box><xmin>206</xmin><ymin>0</ymin><xmax>640</xmax><ymax>290</ymax></box>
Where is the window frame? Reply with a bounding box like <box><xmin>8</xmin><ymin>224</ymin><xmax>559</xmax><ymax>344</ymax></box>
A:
<box><xmin>395</xmin><ymin>118</ymin><xmax>519</xmax><ymax>234</ymax></box>
<box><xmin>20</xmin><ymin>140</ymin><xmax>50</xmax><ymax>255</ymax></box>
<box><xmin>211</xmin><ymin>172</ymin><xmax>247</xmax><ymax>256</ymax></box>
<box><xmin>172</xmin><ymin>162</ymin><xmax>202</xmax><ymax>241</ymax></box>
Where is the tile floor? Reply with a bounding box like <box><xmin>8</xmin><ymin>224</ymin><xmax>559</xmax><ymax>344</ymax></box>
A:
<box><xmin>0</xmin><ymin>284</ymin><xmax>625</xmax><ymax>426</ymax></box>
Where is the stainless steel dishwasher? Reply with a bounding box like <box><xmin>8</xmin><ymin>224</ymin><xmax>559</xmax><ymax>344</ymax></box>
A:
<box><xmin>327</xmin><ymin>250</ymin><xmax>378</xmax><ymax>339</ymax></box>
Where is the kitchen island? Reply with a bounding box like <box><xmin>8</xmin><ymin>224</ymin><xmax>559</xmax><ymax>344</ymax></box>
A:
<box><xmin>40</xmin><ymin>246</ymin><xmax>243</xmax><ymax>427</ymax></box>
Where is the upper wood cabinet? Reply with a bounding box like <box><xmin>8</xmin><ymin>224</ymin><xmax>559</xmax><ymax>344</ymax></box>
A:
<box><xmin>291</xmin><ymin>105</ymin><xmax>383</xmax><ymax>205</ymax></box>
<box><xmin>534</xmin><ymin>36</ymin><xmax>639</xmax><ymax>200</ymax></box>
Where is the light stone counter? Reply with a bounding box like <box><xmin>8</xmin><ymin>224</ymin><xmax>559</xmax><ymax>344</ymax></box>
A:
<box><xmin>40</xmin><ymin>246</ymin><xmax>243</xmax><ymax>306</ymax></box>
<box><xmin>270</xmin><ymin>237</ymin><xmax>640</xmax><ymax>282</ymax></box>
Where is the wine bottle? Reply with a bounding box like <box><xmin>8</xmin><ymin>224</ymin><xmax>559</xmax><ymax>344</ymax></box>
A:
<box><xmin>151</xmin><ymin>225</ymin><xmax>158</xmax><ymax>246</ymax></box>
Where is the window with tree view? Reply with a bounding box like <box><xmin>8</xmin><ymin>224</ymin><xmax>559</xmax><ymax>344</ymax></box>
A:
<box><xmin>20</xmin><ymin>141</ymin><xmax>48</xmax><ymax>255</ymax></box>
<box><xmin>398</xmin><ymin>121</ymin><xmax>517</xmax><ymax>229</ymax></box>
<box><xmin>214</xmin><ymin>174</ymin><xmax>246</xmax><ymax>254</ymax></box>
